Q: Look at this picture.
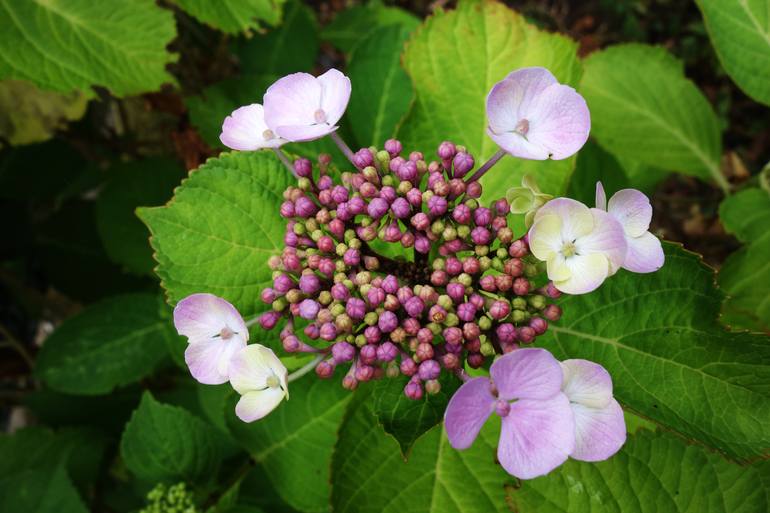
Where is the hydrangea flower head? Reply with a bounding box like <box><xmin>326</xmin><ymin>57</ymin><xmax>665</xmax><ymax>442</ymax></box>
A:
<box><xmin>173</xmin><ymin>293</ymin><xmax>248</xmax><ymax>385</ymax></box>
<box><xmin>220</xmin><ymin>103</ymin><xmax>287</xmax><ymax>151</ymax></box>
<box><xmin>528</xmin><ymin>198</ymin><xmax>627</xmax><ymax>294</ymax></box>
<box><xmin>444</xmin><ymin>348</ymin><xmax>575</xmax><ymax>479</ymax></box>
<box><xmin>486</xmin><ymin>67</ymin><xmax>590</xmax><ymax>160</ymax></box>
<box><xmin>229</xmin><ymin>344</ymin><xmax>289</xmax><ymax>422</ymax></box>
<box><xmin>596</xmin><ymin>182</ymin><xmax>665</xmax><ymax>273</ymax></box>
<box><xmin>264</xmin><ymin>69</ymin><xmax>351</xmax><ymax>142</ymax></box>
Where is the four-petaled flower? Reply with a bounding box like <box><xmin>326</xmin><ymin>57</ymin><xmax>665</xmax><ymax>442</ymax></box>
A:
<box><xmin>444</xmin><ymin>348</ymin><xmax>575</xmax><ymax>479</ymax></box>
<box><xmin>528</xmin><ymin>198</ymin><xmax>627</xmax><ymax>294</ymax></box>
<box><xmin>264</xmin><ymin>69</ymin><xmax>351</xmax><ymax>142</ymax></box>
<box><xmin>229</xmin><ymin>344</ymin><xmax>289</xmax><ymax>422</ymax></box>
<box><xmin>486</xmin><ymin>67</ymin><xmax>590</xmax><ymax>160</ymax></box>
<box><xmin>561</xmin><ymin>359</ymin><xmax>626</xmax><ymax>461</ymax></box>
<box><xmin>173</xmin><ymin>293</ymin><xmax>249</xmax><ymax>385</ymax></box>
<box><xmin>506</xmin><ymin>174</ymin><xmax>554</xmax><ymax>227</ymax></box>
<box><xmin>596</xmin><ymin>182</ymin><xmax>665</xmax><ymax>273</ymax></box>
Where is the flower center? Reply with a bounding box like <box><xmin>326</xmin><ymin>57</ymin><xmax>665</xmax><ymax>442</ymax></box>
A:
<box><xmin>220</xmin><ymin>327</ymin><xmax>234</xmax><ymax>340</ymax></box>
<box><xmin>314</xmin><ymin>109</ymin><xmax>327</xmax><ymax>124</ymax></box>
<box><xmin>514</xmin><ymin>118</ymin><xmax>530</xmax><ymax>136</ymax></box>
<box><xmin>266</xmin><ymin>374</ymin><xmax>280</xmax><ymax>388</ymax></box>
<box><xmin>263</xmin><ymin>128</ymin><xmax>276</xmax><ymax>140</ymax></box>
<box><xmin>561</xmin><ymin>241</ymin><xmax>577</xmax><ymax>258</ymax></box>
<box><xmin>495</xmin><ymin>399</ymin><xmax>511</xmax><ymax>418</ymax></box>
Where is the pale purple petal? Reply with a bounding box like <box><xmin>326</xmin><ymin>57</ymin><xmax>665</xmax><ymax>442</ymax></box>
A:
<box><xmin>570</xmin><ymin>399</ymin><xmax>626</xmax><ymax>461</ymax></box>
<box><xmin>263</xmin><ymin>72</ymin><xmax>321</xmax><ymax>128</ymax></box>
<box><xmin>524</xmin><ymin>83</ymin><xmax>590</xmax><ymax>160</ymax></box>
<box><xmin>487</xmin><ymin>129</ymin><xmax>550</xmax><ymax>160</ymax></box>
<box><xmin>623</xmin><ymin>231</ymin><xmax>665</xmax><ymax>273</ymax></box>
<box><xmin>219</xmin><ymin>104</ymin><xmax>285</xmax><ymax>150</ymax></box>
<box><xmin>555</xmin><ymin>253</ymin><xmax>609</xmax><ymax>295</ymax></box>
<box><xmin>489</xmin><ymin>348</ymin><xmax>563</xmax><ymax>401</ymax></box>
<box><xmin>497</xmin><ymin>394</ymin><xmax>575</xmax><ymax>479</ymax></box>
<box><xmin>576</xmin><ymin>209</ymin><xmax>627</xmax><ymax>274</ymax></box>
<box><xmin>535</xmin><ymin>198</ymin><xmax>594</xmax><ymax>241</ymax></box>
<box><xmin>595</xmin><ymin>181</ymin><xmax>607</xmax><ymax>211</ymax></box>
<box><xmin>317</xmin><ymin>68</ymin><xmax>351</xmax><ymax>126</ymax></box>
<box><xmin>235</xmin><ymin>387</ymin><xmax>287</xmax><ymax>422</ymax></box>
<box><xmin>607</xmin><ymin>189</ymin><xmax>653</xmax><ymax>238</ymax></box>
<box><xmin>561</xmin><ymin>359</ymin><xmax>613</xmax><ymax>409</ymax></box>
<box><xmin>184</xmin><ymin>337</ymin><xmax>245</xmax><ymax>385</ymax></box>
<box><xmin>174</xmin><ymin>293</ymin><xmax>248</xmax><ymax>345</ymax></box>
<box><xmin>444</xmin><ymin>377</ymin><xmax>495</xmax><ymax>449</ymax></box>
<box><xmin>275</xmin><ymin>123</ymin><xmax>337</xmax><ymax>142</ymax></box>
<box><xmin>487</xmin><ymin>67</ymin><xmax>558</xmax><ymax>134</ymax></box>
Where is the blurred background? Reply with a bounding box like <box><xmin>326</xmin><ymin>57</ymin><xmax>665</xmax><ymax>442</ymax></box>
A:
<box><xmin>0</xmin><ymin>0</ymin><xmax>768</xmax><ymax>511</ymax></box>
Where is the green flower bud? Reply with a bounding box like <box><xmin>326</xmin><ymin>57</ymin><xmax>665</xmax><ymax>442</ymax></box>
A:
<box><xmin>478</xmin><ymin>316</ymin><xmax>492</xmax><ymax>330</ymax></box>
<box><xmin>318</xmin><ymin>291</ymin><xmax>332</xmax><ymax>305</ymax></box>
<box><xmin>364</xmin><ymin>311</ymin><xmax>379</xmax><ymax>326</ymax></box>
<box><xmin>528</xmin><ymin>294</ymin><xmax>547</xmax><ymax>310</ymax></box>
<box><xmin>480</xmin><ymin>341</ymin><xmax>496</xmax><ymax>356</ymax></box>
<box><xmin>457</xmin><ymin>225</ymin><xmax>471</xmax><ymax>238</ymax></box>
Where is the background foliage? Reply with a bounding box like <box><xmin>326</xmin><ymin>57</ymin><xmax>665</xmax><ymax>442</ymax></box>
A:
<box><xmin>1</xmin><ymin>1</ymin><xmax>768</xmax><ymax>512</ymax></box>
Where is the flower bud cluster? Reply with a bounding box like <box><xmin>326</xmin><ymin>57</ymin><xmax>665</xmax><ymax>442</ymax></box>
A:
<box><xmin>259</xmin><ymin>139</ymin><xmax>563</xmax><ymax>399</ymax></box>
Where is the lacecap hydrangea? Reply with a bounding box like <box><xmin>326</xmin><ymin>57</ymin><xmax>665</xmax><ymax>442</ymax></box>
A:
<box><xmin>172</xmin><ymin>66</ymin><xmax>664</xmax><ymax>480</ymax></box>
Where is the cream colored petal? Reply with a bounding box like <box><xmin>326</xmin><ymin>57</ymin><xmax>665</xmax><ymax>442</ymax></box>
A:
<box><xmin>547</xmin><ymin>253</ymin><xmax>572</xmax><ymax>282</ymax></box>
<box><xmin>536</xmin><ymin>198</ymin><xmax>594</xmax><ymax>241</ymax></box>
<box><xmin>229</xmin><ymin>344</ymin><xmax>286</xmax><ymax>395</ymax></box>
<box><xmin>554</xmin><ymin>253</ymin><xmax>609</xmax><ymax>295</ymax></box>
<box><xmin>234</xmin><ymin>387</ymin><xmax>287</xmax><ymax>423</ymax></box>
<box><xmin>528</xmin><ymin>214</ymin><xmax>563</xmax><ymax>261</ymax></box>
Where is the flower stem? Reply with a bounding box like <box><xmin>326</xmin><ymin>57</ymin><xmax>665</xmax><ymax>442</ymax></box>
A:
<box><xmin>466</xmin><ymin>148</ymin><xmax>507</xmax><ymax>183</ymax></box>
<box><xmin>330</xmin><ymin>132</ymin><xmax>357</xmax><ymax>167</ymax></box>
<box><xmin>288</xmin><ymin>354</ymin><xmax>324</xmax><ymax>383</ymax></box>
<box><xmin>272</xmin><ymin>148</ymin><xmax>295</xmax><ymax>175</ymax></box>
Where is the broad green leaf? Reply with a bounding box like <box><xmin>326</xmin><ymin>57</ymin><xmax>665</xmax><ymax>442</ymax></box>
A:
<box><xmin>173</xmin><ymin>0</ymin><xmax>285</xmax><ymax>34</ymax></box>
<box><xmin>0</xmin><ymin>0</ymin><xmax>177</xmax><ymax>96</ymax></box>
<box><xmin>234</xmin><ymin>465</ymin><xmax>302</xmax><ymax>513</ymax></box>
<box><xmin>226</xmin><ymin>376</ymin><xmax>351</xmax><ymax>513</ymax></box>
<box><xmin>25</xmin><ymin>387</ymin><xmax>141</xmax><ymax>433</ymax></box>
<box><xmin>399</xmin><ymin>0</ymin><xmax>582</xmax><ymax>198</ymax></box>
<box><xmin>0</xmin><ymin>463</ymin><xmax>88</xmax><ymax>513</ymax></box>
<box><xmin>0</xmin><ymin>79</ymin><xmax>87</xmax><ymax>146</ymax></box>
<box><xmin>696</xmin><ymin>0</ymin><xmax>770</xmax><ymax>106</ymax></box>
<box><xmin>566</xmin><ymin>141</ymin><xmax>630</xmax><ymax>205</ymax></box>
<box><xmin>718</xmin><ymin>187</ymin><xmax>770</xmax><ymax>332</ymax></box>
<box><xmin>347</xmin><ymin>24</ymin><xmax>415</xmax><ymax>148</ymax></box>
<box><xmin>371</xmin><ymin>373</ymin><xmax>459</xmax><ymax>456</ymax></box>
<box><xmin>538</xmin><ymin>243</ymin><xmax>770</xmax><ymax>460</ymax></box>
<box><xmin>237</xmin><ymin>0</ymin><xmax>318</xmax><ymax>76</ymax></box>
<box><xmin>321</xmin><ymin>1</ymin><xmax>419</xmax><ymax>53</ymax></box>
<box><xmin>331</xmin><ymin>398</ymin><xmax>513</xmax><ymax>513</ymax></box>
<box><xmin>579</xmin><ymin>44</ymin><xmax>727</xmax><ymax>190</ymax></box>
<box><xmin>509</xmin><ymin>429</ymin><xmax>770</xmax><ymax>513</ymax></box>
<box><xmin>138</xmin><ymin>151</ymin><xmax>291</xmax><ymax>314</ymax></box>
<box><xmin>36</xmin><ymin>293</ymin><xmax>178</xmax><ymax>395</ymax></box>
<box><xmin>96</xmin><ymin>158</ymin><xmax>185</xmax><ymax>276</ymax></box>
<box><xmin>120</xmin><ymin>392</ymin><xmax>221</xmax><ymax>483</ymax></box>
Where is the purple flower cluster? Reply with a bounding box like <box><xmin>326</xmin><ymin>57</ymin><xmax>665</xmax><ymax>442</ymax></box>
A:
<box><xmin>259</xmin><ymin>139</ymin><xmax>564</xmax><ymax>399</ymax></box>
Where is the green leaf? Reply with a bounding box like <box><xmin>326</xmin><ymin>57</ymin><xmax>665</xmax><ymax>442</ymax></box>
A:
<box><xmin>0</xmin><ymin>463</ymin><xmax>88</xmax><ymax>513</ymax></box>
<box><xmin>120</xmin><ymin>392</ymin><xmax>221</xmax><ymax>483</ymax></box>
<box><xmin>321</xmin><ymin>2</ymin><xmax>419</xmax><ymax>53</ymax></box>
<box><xmin>508</xmin><ymin>429</ymin><xmax>770</xmax><ymax>513</ymax></box>
<box><xmin>371</xmin><ymin>373</ymin><xmax>459</xmax><ymax>456</ymax></box>
<box><xmin>0</xmin><ymin>79</ymin><xmax>87</xmax><ymax>146</ymax></box>
<box><xmin>138</xmin><ymin>151</ymin><xmax>291</xmax><ymax>314</ymax></box>
<box><xmin>398</xmin><ymin>0</ymin><xmax>582</xmax><ymax>198</ymax></box>
<box><xmin>36</xmin><ymin>293</ymin><xmax>178</xmax><ymax>395</ymax></box>
<box><xmin>538</xmin><ymin>243</ymin><xmax>770</xmax><ymax>460</ymax></box>
<box><xmin>0</xmin><ymin>0</ymin><xmax>177</xmax><ymax>96</ymax></box>
<box><xmin>173</xmin><ymin>0</ymin><xmax>286</xmax><ymax>33</ymax></box>
<box><xmin>347</xmin><ymin>24</ymin><xmax>415</xmax><ymax>148</ymax></box>
<box><xmin>237</xmin><ymin>0</ymin><xmax>318</xmax><ymax>76</ymax></box>
<box><xmin>331</xmin><ymin>398</ymin><xmax>513</xmax><ymax>513</ymax></box>
<box><xmin>566</xmin><ymin>141</ymin><xmax>630</xmax><ymax>205</ymax></box>
<box><xmin>718</xmin><ymin>187</ymin><xmax>770</xmax><ymax>332</ymax></box>
<box><xmin>579</xmin><ymin>44</ymin><xmax>726</xmax><ymax>190</ymax></box>
<box><xmin>696</xmin><ymin>0</ymin><xmax>770</xmax><ymax>106</ymax></box>
<box><xmin>226</xmin><ymin>376</ymin><xmax>352</xmax><ymax>513</ymax></box>
<box><xmin>96</xmin><ymin>158</ymin><xmax>186</xmax><ymax>276</ymax></box>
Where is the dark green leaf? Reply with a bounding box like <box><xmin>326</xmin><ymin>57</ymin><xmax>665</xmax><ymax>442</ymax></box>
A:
<box><xmin>36</xmin><ymin>293</ymin><xmax>178</xmax><ymax>395</ymax></box>
<box><xmin>173</xmin><ymin>0</ymin><xmax>286</xmax><ymax>34</ymax></box>
<box><xmin>120</xmin><ymin>391</ymin><xmax>221</xmax><ymax>483</ymax></box>
<box><xmin>566</xmin><ymin>141</ymin><xmax>630</xmax><ymax>205</ymax></box>
<box><xmin>0</xmin><ymin>463</ymin><xmax>88</xmax><ymax>513</ymax></box>
<box><xmin>321</xmin><ymin>2</ymin><xmax>418</xmax><ymax>53</ymax></box>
